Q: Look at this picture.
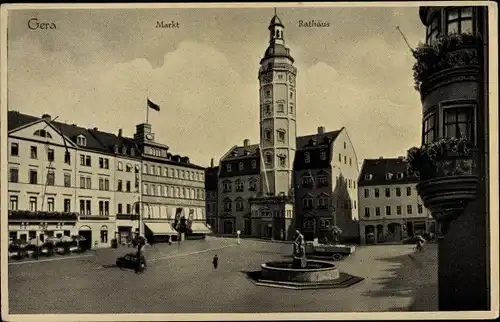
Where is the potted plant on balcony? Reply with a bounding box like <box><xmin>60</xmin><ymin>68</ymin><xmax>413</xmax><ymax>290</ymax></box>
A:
<box><xmin>412</xmin><ymin>32</ymin><xmax>481</xmax><ymax>94</ymax></box>
<box><xmin>406</xmin><ymin>137</ymin><xmax>478</xmax><ymax>233</ymax></box>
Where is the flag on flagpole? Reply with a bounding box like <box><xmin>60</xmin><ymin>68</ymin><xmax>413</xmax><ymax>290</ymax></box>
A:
<box><xmin>147</xmin><ymin>98</ymin><xmax>160</xmax><ymax>111</ymax></box>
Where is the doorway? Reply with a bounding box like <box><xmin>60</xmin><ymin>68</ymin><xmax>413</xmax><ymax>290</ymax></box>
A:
<box><xmin>78</xmin><ymin>230</ymin><xmax>92</xmax><ymax>250</ymax></box>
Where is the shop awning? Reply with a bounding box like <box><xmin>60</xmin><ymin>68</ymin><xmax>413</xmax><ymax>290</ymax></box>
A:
<box><xmin>144</xmin><ymin>222</ymin><xmax>178</xmax><ymax>235</ymax></box>
<box><xmin>190</xmin><ymin>222</ymin><xmax>212</xmax><ymax>234</ymax></box>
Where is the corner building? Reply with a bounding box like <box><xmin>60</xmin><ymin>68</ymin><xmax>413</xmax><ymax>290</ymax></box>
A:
<box><xmin>415</xmin><ymin>6</ymin><xmax>489</xmax><ymax>310</ymax></box>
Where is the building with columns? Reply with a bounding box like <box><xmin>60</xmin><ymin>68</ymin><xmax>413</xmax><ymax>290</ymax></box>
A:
<box><xmin>357</xmin><ymin>157</ymin><xmax>436</xmax><ymax>245</ymax></box>
<box><xmin>216</xmin><ymin>12</ymin><xmax>360</xmax><ymax>241</ymax></box>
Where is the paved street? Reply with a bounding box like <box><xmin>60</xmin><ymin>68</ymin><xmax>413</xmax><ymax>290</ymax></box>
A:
<box><xmin>8</xmin><ymin>237</ymin><xmax>437</xmax><ymax>313</ymax></box>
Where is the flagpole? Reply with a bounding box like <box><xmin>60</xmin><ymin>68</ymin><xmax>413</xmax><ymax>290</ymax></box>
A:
<box><xmin>146</xmin><ymin>98</ymin><xmax>149</xmax><ymax>124</ymax></box>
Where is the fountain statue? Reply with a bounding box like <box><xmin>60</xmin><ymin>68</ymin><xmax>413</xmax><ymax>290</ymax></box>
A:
<box><xmin>292</xmin><ymin>230</ymin><xmax>307</xmax><ymax>268</ymax></box>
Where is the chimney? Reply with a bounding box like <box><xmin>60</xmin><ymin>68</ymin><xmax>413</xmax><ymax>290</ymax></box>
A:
<box><xmin>41</xmin><ymin>114</ymin><xmax>51</xmax><ymax>121</ymax></box>
<box><xmin>211</xmin><ymin>158</ymin><xmax>214</xmax><ymax>168</ymax></box>
<box><xmin>317</xmin><ymin>126</ymin><xmax>325</xmax><ymax>134</ymax></box>
<box><xmin>118</xmin><ymin>129</ymin><xmax>123</xmax><ymax>137</ymax></box>
<box><xmin>379</xmin><ymin>156</ymin><xmax>384</xmax><ymax>159</ymax></box>
<box><xmin>244</xmin><ymin>139</ymin><xmax>250</xmax><ymax>147</ymax></box>
<box><xmin>93</xmin><ymin>127</ymin><xmax>98</xmax><ymax>131</ymax></box>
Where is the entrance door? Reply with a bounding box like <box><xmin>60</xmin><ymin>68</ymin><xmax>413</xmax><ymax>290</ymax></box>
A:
<box><xmin>78</xmin><ymin>230</ymin><xmax>92</xmax><ymax>250</ymax></box>
<box><xmin>266</xmin><ymin>224</ymin><xmax>273</xmax><ymax>238</ymax></box>
<box><xmin>223</xmin><ymin>220</ymin><xmax>233</xmax><ymax>234</ymax></box>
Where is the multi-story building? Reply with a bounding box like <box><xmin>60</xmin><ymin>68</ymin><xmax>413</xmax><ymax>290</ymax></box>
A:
<box><xmin>294</xmin><ymin>126</ymin><xmax>360</xmax><ymax>242</ymax></box>
<box><xmin>357</xmin><ymin>157</ymin><xmax>436</xmax><ymax>244</ymax></box>
<box><xmin>218</xmin><ymin>139</ymin><xmax>262</xmax><ymax>235</ymax></box>
<box><xmin>8</xmin><ymin>112</ymin><xmax>116</xmax><ymax>249</ymax></box>
<box><xmin>215</xmin><ymin>13</ymin><xmax>361</xmax><ymax>242</ymax></box>
<box><xmin>87</xmin><ymin>128</ymin><xmax>142</xmax><ymax>244</ymax></box>
<box><xmin>205</xmin><ymin>158</ymin><xmax>219</xmax><ymax>233</ymax></box>
<box><xmin>414</xmin><ymin>6</ymin><xmax>489</xmax><ymax>310</ymax></box>
<box><xmin>134</xmin><ymin>123</ymin><xmax>210</xmax><ymax>242</ymax></box>
<box><xmin>7</xmin><ymin>111</ymin><xmax>209</xmax><ymax>248</ymax></box>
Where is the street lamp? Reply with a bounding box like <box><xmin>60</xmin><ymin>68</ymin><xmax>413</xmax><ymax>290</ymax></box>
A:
<box><xmin>131</xmin><ymin>200</ymin><xmax>152</xmax><ymax>237</ymax></box>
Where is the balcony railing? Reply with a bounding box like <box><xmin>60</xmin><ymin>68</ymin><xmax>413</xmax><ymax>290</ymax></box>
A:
<box><xmin>8</xmin><ymin>210</ymin><xmax>78</xmax><ymax>220</ymax></box>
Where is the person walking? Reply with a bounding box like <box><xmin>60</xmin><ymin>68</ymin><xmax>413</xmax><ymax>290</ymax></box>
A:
<box><xmin>136</xmin><ymin>237</ymin><xmax>147</xmax><ymax>269</ymax></box>
<box><xmin>212</xmin><ymin>254</ymin><xmax>219</xmax><ymax>269</ymax></box>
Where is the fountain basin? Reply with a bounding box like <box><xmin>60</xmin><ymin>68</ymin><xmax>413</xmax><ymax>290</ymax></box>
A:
<box><xmin>261</xmin><ymin>260</ymin><xmax>339</xmax><ymax>282</ymax></box>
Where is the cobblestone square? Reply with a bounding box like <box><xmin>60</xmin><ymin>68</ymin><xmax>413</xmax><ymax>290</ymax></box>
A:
<box><xmin>8</xmin><ymin>238</ymin><xmax>437</xmax><ymax>314</ymax></box>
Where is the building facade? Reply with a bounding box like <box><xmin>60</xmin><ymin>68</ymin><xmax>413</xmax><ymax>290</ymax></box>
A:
<box><xmin>215</xmin><ymin>13</ymin><xmax>361</xmax><ymax>242</ymax></box>
<box><xmin>134</xmin><ymin>123</ymin><xmax>210</xmax><ymax>241</ymax></box>
<box><xmin>8</xmin><ymin>112</ymin><xmax>116</xmax><ymax>249</ymax></box>
<box><xmin>357</xmin><ymin>157</ymin><xmax>436</xmax><ymax>245</ymax></box>
<box><xmin>413</xmin><ymin>6</ymin><xmax>489</xmax><ymax>310</ymax></box>
<box><xmin>87</xmin><ymin>128</ymin><xmax>142</xmax><ymax>245</ymax></box>
<box><xmin>218</xmin><ymin>140</ymin><xmax>262</xmax><ymax>235</ymax></box>
<box><xmin>294</xmin><ymin>127</ymin><xmax>360</xmax><ymax>242</ymax></box>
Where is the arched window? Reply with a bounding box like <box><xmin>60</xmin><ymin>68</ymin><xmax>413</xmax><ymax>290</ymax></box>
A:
<box><xmin>223</xmin><ymin>198</ymin><xmax>232</xmax><ymax>212</ymax></box>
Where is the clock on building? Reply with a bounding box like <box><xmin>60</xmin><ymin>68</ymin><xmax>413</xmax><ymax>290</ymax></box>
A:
<box><xmin>145</xmin><ymin>134</ymin><xmax>153</xmax><ymax>141</ymax></box>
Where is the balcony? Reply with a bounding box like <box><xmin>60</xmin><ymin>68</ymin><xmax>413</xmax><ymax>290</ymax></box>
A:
<box><xmin>116</xmin><ymin>213</ymin><xmax>140</xmax><ymax>220</ymax></box>
<box><xmin>8</xmin><ymin>210</ymin><xmax>78</xmax><ymax>220</ymax></box>
<box><xmin>413</xmin><ymin>33</ymin><xmax>481</xmax><ymax>99</ymax></box>
<box><xmin>407</xmin><ymin>137</ymin><xmax>478</xmax><ymax>233</ymax></box>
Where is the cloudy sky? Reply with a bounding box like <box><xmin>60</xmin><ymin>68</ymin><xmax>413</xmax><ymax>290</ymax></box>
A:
<box><xmin>7</xmin><ymin>4</ymin><xmax>426</xmax><ymax>167</ymax></box>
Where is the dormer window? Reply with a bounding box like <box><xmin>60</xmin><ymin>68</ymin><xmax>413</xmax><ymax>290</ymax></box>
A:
<box><xmin>364</xmin><ymin>174</ymin><xmax>373</xmax><ymax>180</ymax></box>
<box><xmin>76</xmin><ymin>135</ymin><xmax>87</xmax><ymax>146</ymax></box>
<box><xmin>308</xmin><ymin>139</ymin><xmax>316</xmax><ymax>146</ymax></box>
<box><xmin>114</xmin><ymin>145</ymin><xmax>119</xmax><ymax>153</ymax></box>
<box><xmin>251</xmin><ymin>160</ymin><xmax>257</xmax><ymax>169</ymax></box>
<box><xmin>304</xmin><ymin>152</ymin><xmax>310</xmax><ymax>163</ymax></box>
<box><xmin>122</xmin><ymin>146</ymin><xmax>127</xmax><ymax>155</ymax></box>
<box><xmin>226</xmin><ymin>164</ymin><xmax>232</xmax><ymax>172</ymax></box>
<box><xmin>397</xmin><ymin>172</ymin><xmax>404</xmax><ymax>179</ymax></box>
<box><xmin>385</xmin><ymin>173</ymin><xmax>393</xmax><ymax>180</ymax></box>
<box><xmin>320</xmin><ymin>150</ymin><xmax>327</xmax><ymax>161</ymax></box>
<box><xmin>238</xmin><ymin>162</ymin><xmax>244</xmax><ymax>171</ymax></box>
<box><xmin>130</xmin><ymin>148</ymin><xmax>135</xmax><ymax>156</ymax></box>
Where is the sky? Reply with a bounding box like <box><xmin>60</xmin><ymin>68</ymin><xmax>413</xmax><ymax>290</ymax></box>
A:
<box><xmin>7</xmin><ymin>5</ymin><xmax>426</xmax><ymax>168</ymax></box>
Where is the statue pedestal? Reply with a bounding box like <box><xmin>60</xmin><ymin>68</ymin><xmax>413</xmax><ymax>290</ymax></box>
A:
<box><xmin>292</xmin><ymin>256</ymin><xmax>307</xmax><ymax>269</ymax></box>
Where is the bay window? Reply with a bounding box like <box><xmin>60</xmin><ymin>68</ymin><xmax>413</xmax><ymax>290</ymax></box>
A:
<box><xmin>423</xmin><ymin>113</ymin><xmax>436</xmax><ymax>144</ymax></box>
<box><xmin>426</xmin><ymin>14</ymin><xmax>441</xmax><ymax>44</ymax></box>
<box><xmin>443</xmin><ymin>106</ymin><xmax>474</xmax><ymax>141</ymax></box>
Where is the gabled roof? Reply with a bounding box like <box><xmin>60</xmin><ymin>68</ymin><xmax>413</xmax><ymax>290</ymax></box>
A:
<box><xmin>221</xmin><ymin>144</ymin><xmax>260</xmax><ymax>161</ymax></box>
<box><xmin>296</xmin><ymin>129</ymin><xmax>342</xmax><ymax>150</ymax></box>
<box><xmin>358</xmin><ymin>157</ymin><xmax>419</xmax><ymax>187</ymax></box>
<box><xmin>9</xmin><ymin>111</ymin><xmax>107</xmax><ymax>152</ymax></box>
<box><xmin>87</xmin><ymin>128</ymin><xmax>139</xmax><ymax>158</ymax></box>
<box><xmin>7</xmin><ymin>111</ymin><xmax>39</xmax><ymax>131</ymax></box>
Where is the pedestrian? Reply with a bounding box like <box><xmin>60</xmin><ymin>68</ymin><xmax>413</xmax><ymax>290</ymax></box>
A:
<box><xmin>212</xmin><ymin>254</ymin><xmax>219</xmax><ymax>269</ymax></box>
<box><xmin>137</xmin><ymin>237</ymin><xmax>147</xmax><ymax>268</ymax></box>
